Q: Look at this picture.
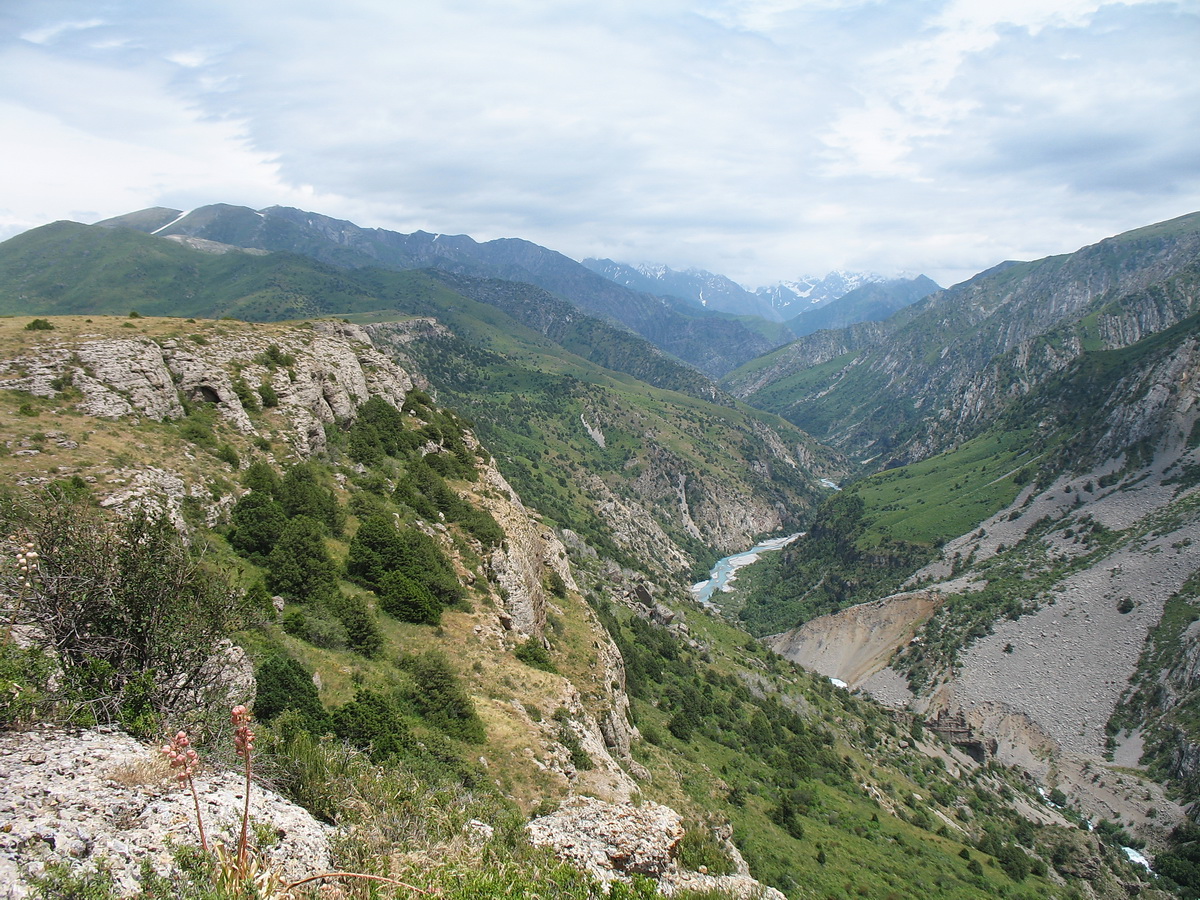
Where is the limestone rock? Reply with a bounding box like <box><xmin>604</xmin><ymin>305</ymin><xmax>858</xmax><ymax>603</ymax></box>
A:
<box><xmin>527</xmin><ymin>798</ymin><xmax>683</xmax><ymax>880</ymax></box>
<box><xmin>0</xmin><ymin>727</ymin><xmax>330</xmax><ymax>898</ymax></box>
<box><xmin>76</xmin><ymin>339</ymin><xmax>185</xmax><ymax>421</ymax></box>
<box><xmin>527</xmin><ymin>799</ymin><xmax>785</xmax><ymax>899</ymax></box>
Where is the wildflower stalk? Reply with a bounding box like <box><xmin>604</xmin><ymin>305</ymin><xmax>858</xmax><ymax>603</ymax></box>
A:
<box><xmin>161</xmin><ymin>731</ymin><xmax>208</xmax><ymax>852</ymax></box>
<box><xmin>164</xmin><ymin>706</ymin><xmax>439</xmax><ymax>896</ymax></box>
<box><xmin>231</xmin><ymin>704</ymin><xmax>255</xmax><ymax>873</ymax></box>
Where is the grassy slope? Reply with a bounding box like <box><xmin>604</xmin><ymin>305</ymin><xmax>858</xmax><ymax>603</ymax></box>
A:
<box><xmin>0</xmin><ymin>315</ymin><xmax>1124</xmax><ymax>899</ymax></box>
<box><xmin>0</xmin><ymin>225</ymin><xmax>836</xmax><ymax>572</ymax></box>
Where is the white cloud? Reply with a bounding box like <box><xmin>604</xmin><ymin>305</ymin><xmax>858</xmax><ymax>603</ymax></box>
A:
<box><xmin>0</xmin><ymin>0</ymin><xmax>1196</xmax><ymax>288</ymax></box>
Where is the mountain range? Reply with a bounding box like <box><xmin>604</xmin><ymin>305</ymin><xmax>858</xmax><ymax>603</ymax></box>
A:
<box><xmin>2</xmin><ymin>203</ymin><xmax>1200</xmax><ymax>899</ymax></box>
<box><xmin>581</xmin><ymin>260</ymin><xmax>916</xmax><ymax>322</ymax></box>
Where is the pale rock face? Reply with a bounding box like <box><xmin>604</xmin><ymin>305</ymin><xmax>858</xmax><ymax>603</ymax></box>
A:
<box><xmin>162</xmin><ymin>346</ymin><xmax>254</xmax><ymax>433</ymax></box>
<box><xmin>98</xmin><ymin>467</ymin><xmax>191</xmax><ymax>531</ymax></box>
<box><xmin>527</xmin><ymin>798</ymin><xmax>785</xmax><ymax>900</ymax></box>
<box><xmin>528</xmin><ymin>798</ymin><xmax>684</xmax><ymax>880</ymax></box>
<box><xmin>585</xmin><ymin>473</ymin><xmax>692</xmax><ymax>575</ymax></box>
<box><xmin>75</xmin><ymin>339</ymin><xmax>186</xmax><ymax>421</ymax></box>
<box><xmin>476</xmin><ymin>452</ymin><xmax>557</xmax><ymax>637</ymax></box>
<box><xmin>0</xmin><ymin>728</ymin><xmax>331</xmax><ymax>898</ymax></box>
<box><xmin>459</xmin><ymin>440</ymin><xmax>641</xmax><ymax>782</ymax></box>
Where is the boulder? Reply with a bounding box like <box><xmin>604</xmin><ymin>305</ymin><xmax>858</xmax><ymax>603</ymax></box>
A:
<box><xmin>0</xmin><ymin>727</ymin><xmax>330</xmax><ymax>898</ymax></box>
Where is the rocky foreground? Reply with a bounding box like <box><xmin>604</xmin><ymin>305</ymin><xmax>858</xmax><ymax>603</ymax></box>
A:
<box><xmin>0</xmin><ymin>728</ymin><xmax>784</xmax><ymax>898</ymax></box>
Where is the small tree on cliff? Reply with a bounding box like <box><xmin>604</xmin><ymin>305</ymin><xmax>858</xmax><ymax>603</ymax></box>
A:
<box><xmin>1</xmin><ymin>491</ymin><xmax>258</xmax><ymax>735</ymax></box>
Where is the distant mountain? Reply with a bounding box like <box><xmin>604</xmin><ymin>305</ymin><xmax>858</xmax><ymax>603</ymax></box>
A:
<box><xmin>581</xmin><ymin>259</ymin><xmax>779</xmax><ymax>320</ymax></box>
<box><xmin>581</xmin><ymin>259</ymin><xmax>893</xmax><ymax>322</ymax></box>
<box><xmin>724</xmin><ymin>212</ymin><xmax>1200</xmax><ymax>467</ymax></box>
<box><xmin>756</xmin><ymin>271</ymin><xmax>885</xmax><ymax>318</ymax></box>
<box><xmin>785</xmin><ymin>275</ymin><xmax>941</xmax><ymax>338</ymax></box>
<box><xmin>0</xmin><ymin>220</ymin><xmax>720</xmax><ymax>403</ymax></box>
<box><xmin>95</xmin><ymin>205</ymin><xmax>784</xmax><ymax>377</ymax></box>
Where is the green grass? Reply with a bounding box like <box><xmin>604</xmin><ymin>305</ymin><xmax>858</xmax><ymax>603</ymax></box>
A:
<box><xmin>853</xmin><ymin>430</ymin><xmax>1036</xmax><ymax>547</ymax></box>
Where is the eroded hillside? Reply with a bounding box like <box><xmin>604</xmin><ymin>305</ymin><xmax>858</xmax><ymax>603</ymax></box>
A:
<box><xmin>0</xmin><ymin>314</ymin><xmax>1150</xmax><ymax>900</ymax></box>
<box><xmin>762</xmin><ymin>310</ymin><xmax>1200</xmax><ymax>870</ymax></box>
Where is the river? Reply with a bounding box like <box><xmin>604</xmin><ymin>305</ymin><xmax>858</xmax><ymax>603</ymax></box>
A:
<box><xmin>691</xmin><ymin>532</ymin><xmax>803</xmax><ymax>605</ymax></box>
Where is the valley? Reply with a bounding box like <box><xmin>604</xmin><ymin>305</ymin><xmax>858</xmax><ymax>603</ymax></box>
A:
<box><xmin>1</xmin><ymin>206</ymin><xmax>1199</xmax><ymax>900</ymax></box>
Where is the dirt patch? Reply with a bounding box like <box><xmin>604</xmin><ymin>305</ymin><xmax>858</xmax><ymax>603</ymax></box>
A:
<box><xmin>767</xmin><ymin>590</ymin><xmax>941</xmax><ymax>686</ymax></box>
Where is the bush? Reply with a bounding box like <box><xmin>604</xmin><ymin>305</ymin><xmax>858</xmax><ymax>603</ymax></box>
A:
<box><xmin>215</xmin><ymin>443</ymin><xmax>240</xmax><ymax>469</ymax></box>
<box><xmin>335</xmin><ymin>593</ymin><xmax>384</xmax><ymax>658</ymax></box>
<box><xmin>24</xmin><ymin>318</ymin><xmax>54</xmax><ymax>331</ymax></box>
<box><xmin>333</xmin><ymin>689</ymin><xmax>413</xmax><ymax>761</ymax></box>
<box><xmin>231</xmin><ymin>377</ymin><xmax>260</xmax><ymax>412</ymax></box>
<box><xmin>514</xmin><ymin>639</ymin><xmax>557</xmax><ymax>673</ymax></box>
<box><xmin>227</xmin><ymin>493</ymin><xmax>287</xmax><ymax>563</ymax></box>
<box><xmin>0</xmin><ymin>495</ymin><xmax>257</xmax><ymax>735</ymax></box>
<box><xmin>378</xmin><ymin>570</ymin><xmax>441</xmax><ymax>625</ymax></box>
<box><xmin>254</xmin><ymin>654</ymin><xmax>331</xmax><ymax>733</ymax></box>
<box><xmin>401</xmin><ymin>651</ymin><xmax>486</xmax><ymax>743</ymax></box>
<box><xmin>279</xmin><ymin>463</ymin><xmax>343</xmax><ymax>535</ymax></box>
<box><xmin>346</xmin><ymin>514</ymin><xmax>462</xmax><ymax>606</ymax></box>
<box><xmin>267</xmin><ymin>516</ymin><xmax>339</xmax><ymax>602</ymax></box>
<box><xmin>257</xmin><ymin>381</ymin><xmax>280</xmax><ymax>408</ymax></box>
<box><xmin>677</xmin><ymin>825</ymin><xmax>737</xmax><ymax>875</ymax></box>
<box><xmin>0</xmin><ymin>643</ymin><xmax>55</xmax><ymax>727</ymax></box>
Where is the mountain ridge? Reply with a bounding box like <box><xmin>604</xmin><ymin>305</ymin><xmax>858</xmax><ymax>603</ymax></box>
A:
<box><xmin>726</xmin><ymin>211</ymin><xmax>1200</xmax><ymax>468</ymax></box>
<box><xmin>95</xmin><ymin>204</ymin><xmax>786</xmax><ymax>376</ymax></box>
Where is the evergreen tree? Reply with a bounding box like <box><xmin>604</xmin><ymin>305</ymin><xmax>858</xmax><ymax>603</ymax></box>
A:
<box><xmin>279</xmin><ymin>463</ymin><xmax>343</xmax><ymax>535</ymax></box>
<box><xmin>332</xmin><ymin>689</ymin><xmax>412</xmax><ymax>761</ymax></box>
<box><xmin>254</xmin><ymin>654</ymin><xmax>330</xmax><ymax>733</ymax></box>
<box><xmin>345</xmin><ymin>513</ymin><xmax>404</xmax><ymax>590</ymax></box>
<box><xmin>401</xmin><ymin>651</ymin><xmax>486</xmax><ymax>742</ymax></box>
<box><xmin>267</xmin><ymin>516</ymin><xmax>338</xmax><ymax>602</ymax></box>
<box><xmin>336</xmin><ymin>593</ymin><xmax>384</xmax><ymax>657</ymax></box>
<box><xmin>227</xmin><ymin>493</ymin><xmax>287</xmax><ymax>563</ymax></box>
<box><xmin>242</xmin><ymin>458</ymin><xmax>281</xmax><ymax>497</ymax></box>
<box><xmin>378</xmin><ymin>570</ymin><xmax>441</xmax><ymax>625</ymax></box>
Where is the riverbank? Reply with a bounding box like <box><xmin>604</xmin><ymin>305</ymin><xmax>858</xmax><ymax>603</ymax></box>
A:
<box><xmin>691</xmin><ymin>533</ymin><xmax>802</xmax><ymax>606</ymax></box>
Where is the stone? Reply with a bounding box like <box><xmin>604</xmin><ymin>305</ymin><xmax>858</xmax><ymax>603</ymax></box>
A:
<box><xmin>0</xmin><ymin>728</ymin><xmax>331</xmax><ymax>897</ymax></box>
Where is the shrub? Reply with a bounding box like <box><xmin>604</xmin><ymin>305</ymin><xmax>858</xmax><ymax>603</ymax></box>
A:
<box><xmin>254</xmin><ymin>655</ymin><xmax>330</xmax><ymax>733</ymax></box>
<box><xmin>401</xmin><ymin>651</ymin><xmax>486</xmax><ymax>743</ymax></box>
<box><xmin>215</xmin><ymin>443</ymin><xmax>240</xmax><ymax>469</ymax></box>
<box><xmin>677</xmin><ymin>825</ymin><xmax>737</xmax><ymax>875</ymax></box>
<box><xmin>378</xmin><ymin>570</ymin><xmax>441</xmax><ymax>625</ymax></box>
<box><xmin>257</xmin><ymin>381</ymin><xmax>280</xmax><ymax>408</ymax></box>
<box><xmin>335</xmin><ymin>593</ymin><xmax>384</xmax><ymax>658</ymax></box>
<box><xmin>333</xmin><ymin>689</ymin><xmax>413</xmax><ymax>761</ymax></box>
<box><xmin>279</xmin><ymin>463</ymin><xmax>343</xmax><ymax>535</ymax></box>
<box><xmin>254</xmin><ymin>344</ymin><xmax>296</xmax><ymax>370</ymax></box>
<box><xmin>241</xmin><ymin>459</ymin><xmax>281</xmax><ymax>497</ymax></box>
<box><xmin>552</xmin><ymin>713</ymin><xmax>593</xmax><ymax>771</ymax></box>
<box><xmin>515</xmin><ymin>639</ymin><xmax>557</xmax><ymax>673</ymax></box>
<box><xmin>346</xmin><ymin>514</ymin><xmax>462</xmax><ymax>606</ymax></box>
<box><xmin>227</xmin><ymin>493</ymin><xmax>287</xmax><ymax>563</ymax></box>
<box><xmin>1</xmin><ymin>495</ymin><xmax>257</xmax><ymax>735</ymax></box>
<box><xmin>24</xmin><ymin>318</ymin><xmax>54</xmax><ymax>331</ymax></box>
<box><xmin>266</xmin><ymin>516</ymin><xmax>339</xmax><ymax>602</ymax></box>
<box><xmin>0</xmin><ymin>643</ymin><xmax>55</xmax><ymax>727</ymax></box>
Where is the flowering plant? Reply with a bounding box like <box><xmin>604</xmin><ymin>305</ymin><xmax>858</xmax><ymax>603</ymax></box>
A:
<box><xmin>164</xmin><ymin>706</ymin><xmax>431</xmax><ymax>897</ymax></box>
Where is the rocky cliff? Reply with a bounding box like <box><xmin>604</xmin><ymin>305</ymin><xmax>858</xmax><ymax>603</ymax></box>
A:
<box><xmin>767</xmin><ymin>308</ymin><xmax>1200</xmax><ymax>843</ymax></box>
<box><xmin>729</xmin><ymin>213</ymin><xmax>1200</xmax><ymax>468</ymax></box>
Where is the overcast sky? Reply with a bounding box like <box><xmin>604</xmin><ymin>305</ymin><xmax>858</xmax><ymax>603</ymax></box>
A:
<box><xmin>2</xmin><ymin>1</ymin><xmax>1197</xmax><ymax>288</ymax></box>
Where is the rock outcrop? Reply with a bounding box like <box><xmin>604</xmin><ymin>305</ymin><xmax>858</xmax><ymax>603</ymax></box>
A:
<box><xmin>0</xmin><ymin>727</ymin><xmax>330</xmax><ymax>898</ymax></box>
<box><xmin>528</xmin><ymin>798</ymin><xmax>784</xmax><ymax>899</ymax></box>
<box><xmin>0</xmin><ymin>321</ymin><xmax>416</xmax><ymax>460</ymax></box>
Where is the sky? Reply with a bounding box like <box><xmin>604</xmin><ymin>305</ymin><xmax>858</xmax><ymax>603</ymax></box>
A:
<box><xmin>1</xmin><ymin>1</ymin><xmax>1198</xmax><ymax>289</ymax></box>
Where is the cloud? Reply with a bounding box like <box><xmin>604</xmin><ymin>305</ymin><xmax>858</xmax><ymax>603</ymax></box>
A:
<box><xmin>1</xmin><ymin>0</ymin><xmax>1197</xmax><ymax>287</ymax></box>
